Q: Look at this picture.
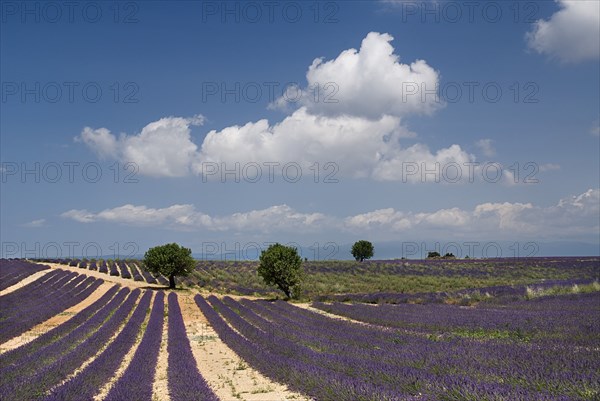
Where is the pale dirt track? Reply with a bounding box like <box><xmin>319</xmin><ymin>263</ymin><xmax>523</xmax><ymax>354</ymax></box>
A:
<box><xmin>0</xmin><ymin>281</ymin><xmax>116</xmax><ymax>354</ymax></box>
<box><xmin>1</xmin><ymin>265</ymin><xmax>313</xmax><ymax>401</ymax></box>
<box><xmin>0</xmin><ymin>269</ymin><xmax>52</xmax><ymax>296</ymax></box>
<box><xmin>44</xmin><ymin>262</ymin><xmax>165</xmax><ymax>289</ymax></box>
<box><xmin>178</xmin><ymin>292</ymin><xmax>310</xmax><ymax>401</ymax></box>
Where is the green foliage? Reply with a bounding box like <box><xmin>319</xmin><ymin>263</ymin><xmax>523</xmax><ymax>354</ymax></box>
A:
<box><xmin>427</xmin><ymin>251</ymin><xmax>441</xmax><ymax>259</ymax></box>
<box><xmin>257</xmin><ymin>243</ymin><xmax>304</xmax><ymax>299</ymax></box>
<box><xmin>193</xmin><ymin>259</ymin><xmax>599</xmax><ymax>300</ymax></box>
<box><xmin>143</xmin><ymin>243</ymin><xmax>195</xmax><ymax>289</ymax></box>
<box><xmin>351</xmin><ymin>240</ymin><xmax>374</xmax><ymax>262</ymax></box>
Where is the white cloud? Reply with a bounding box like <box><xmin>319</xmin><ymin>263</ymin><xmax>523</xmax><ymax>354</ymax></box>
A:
<box><xmin>21</xmin><ymin>219</ymin><xmax>46</xmax><ymax>228</ymax></box>
<box><xmin>539</xmin><ymin>163</ymin><xmax>561</xmax><ymax>172</ymax></box>
<box><xmin>77</xmin><ymin>33</ymin><xmax>473</xmax><ymax>181</ymax></box>
<box><xmin>473</xmin><ymin>202</ymin><xmax>535</xmax><ymax>231</ymax></box>
<box><xmin>75</xmin><ymin>127</ymin><xmax>118</xmax><ymax>159</ymax></box>
<box><xmin>344</xmin><ymin>208</ymin><xmax>412</xmax><ymax>231</ymax></box>
<box><xmin>61</xmin><ymin>204</ymin><xmax>327</xmax><ymax>234</ymax></box>
<box><xmin>345</xmin><ymin>189</ymin><xmax>599</xmax><ymax>240</ymax></box>
<box><xmin>526</xmin><ymin>0</ymin><xmax>600</xmax><ymax>63</ymax></box>
<box><xmin>475</xmin><ymin>139</ymin><xmax>495</xmax><ymax>157</ymax></box>
<box><xmin>273</xmin><ymin>32</ymin><xmax>442</xmax><ymax>119</ymax></box>
<box><xmin>61</xmin><ymin>190</ymin><xmax>599</xmax><ymax>241</ymax></box>
<box><xmin>75</xmin><ymin>115</ymin><xmax>204</xmax><ymax>177</ymax></box>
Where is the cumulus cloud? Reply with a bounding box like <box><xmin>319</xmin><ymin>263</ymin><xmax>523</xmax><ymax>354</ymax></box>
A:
<box><xmin>526</xmin><ymin>0</ymin><xmax>600</xmax><ymax>63</ymax></box>
<box><xmin>61</xmin><ymin>204</ymin><xmax>328</xmax><ymax>233</ymax></box>
<box><xmin>75</xmin><ymin>115</ymin><xmax>204</xmax><ymax>177</ymax></box>
<box><xmin>272</xmin><ymin>32</ymin><xmax>442</xmax><ymax>119</ymax></box>
<box><xmin>344</xmin><ymin>189</ymin><xmax>599</xmax><ymax>240</ymax></box>
<box><xmin>77</xmin><ymin>33</ymin><xmax>472</xmax><ymax>181</ymax></box>
<box><xmin>195</xmin><ymin>108</ymin><xmax>408</xmax><ymax>178</ymax></box>
<box><xmin>475</xmin><ymin>139</ymin><xmax>495</xmax><ymax>157</ymax></box>
<box><xmin>344</xmin><ymin>208</ymin><xmax>412</xmax><ymax>231</ymax></box>
<box><xmin>62</xmin><ymin>189</ymin><xmax>599</xmax><ymax>241</ymax></box>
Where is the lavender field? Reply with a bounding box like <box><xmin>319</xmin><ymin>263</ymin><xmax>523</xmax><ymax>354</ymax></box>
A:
<box><xmin>0</xmin><ymin>258</ymin><xmax>598</xmax><ymax>400</ymax></box>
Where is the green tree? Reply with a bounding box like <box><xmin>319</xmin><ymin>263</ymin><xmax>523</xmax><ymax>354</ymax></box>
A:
<box><xmin>427</xmin><ymin>251</ymin><xmax>441</xmax><ymax>259</ymax></box>
<box><xmin>257</xmin><ymin>243</ymin><xmax>304</xmax><ymax>299</ymax></box>
<box><xmin>143</xmin><ymin>243</ymin><xmax>196</xmax><ymax>289</ymax></box>
<box><xmin>351</xmin><ymin>240</ymin><xmax>374</xmax><ymax>262</ymax></box>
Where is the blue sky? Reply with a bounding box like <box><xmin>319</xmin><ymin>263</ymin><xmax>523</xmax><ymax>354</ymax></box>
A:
<box><xmin>1</xmin><ymin>0</ymin><xmax>599</xmax><ymax>259</ymax></box>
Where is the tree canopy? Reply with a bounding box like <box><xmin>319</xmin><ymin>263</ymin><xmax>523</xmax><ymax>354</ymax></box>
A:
<box><xmin>257</xmin><ymin>243</ymin><xmax>304</xmax><ymax>299</ymax></box>
<box><xmin>143</xmin><ymin>243</ymin><xmax>196</xmax><ymax>289</ymax></box>
<box><xmin>351</xmin><ymin>240</ymin><xmax>374</xmax><ymax>262</ymax></box>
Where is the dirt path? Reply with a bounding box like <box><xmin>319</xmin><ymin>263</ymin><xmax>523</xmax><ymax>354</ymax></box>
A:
<box><xmin>153</xmin><ymin>295</ymin><xmax>171</xmax><ymax>401</ymax></box>
<box><xmin>0</xmin><ymin>282</ymin><xmax>114</xmax><ymax>354</ymax></box>
<box><xmin>178</xmin><ymin>292</ymin><xmax>311</xmax><ymax>401</ymax></box>
<box><xmin>293</xmin><ymin>302</ymin><xmax>371</xmax><ymax>326</ymax></box>
<box><xmin>94</xmin><ymin>291</ymin><xmax>155</xmax><ymax>401</ymax></box>
<box><xmin>44</xmin><ymin>263</ymin><xmax>165</xmax><ymax>289</ymax></box>
<box><xmin>0</xmin><ymin>269</ymin><xmax>52</xmax><ymax>296</ymax></box>
<box><xmin>46</xmin><ymin>289</ymin><xmax>145</xmax><ymax>396</ymax></box>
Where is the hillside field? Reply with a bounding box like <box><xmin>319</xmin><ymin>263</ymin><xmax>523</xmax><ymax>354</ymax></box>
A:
<box><xmin>0</xmin><ymin>257</ymin><xmax>598</xmax><ymax>400</ymax></box>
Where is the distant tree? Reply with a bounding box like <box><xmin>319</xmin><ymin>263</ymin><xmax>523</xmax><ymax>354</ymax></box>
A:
<box><xmin>258</xmin><ymin>243</ymin><xmax>304</xmax><ymax>299</ymax></box>
<box><xmin>442</xmin><ymin>252</ymin><xmax>455</xmax><ymax>259</ymax></box>
<box><xmin>143</xmin><ymin>243</ymin><xmax>196</xmax><ymax>289</ymax></box>
<box><xmin>465</xmin><ymin>255</ymin><xmax>470</xmax><ymax>259</ymax></box>
<box><xmin>427</xmin><ymin>251</ymin><xmax>441</xmax><ymax>259</ymax></box>
<box><xmin>351</xmin><ymin>240</ymin><xmax>374</xmax><ymax>262</ymax></box>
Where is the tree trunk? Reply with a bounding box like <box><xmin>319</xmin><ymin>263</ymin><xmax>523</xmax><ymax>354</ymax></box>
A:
<box><xmin>169</xmin><ymin>274</ymin><xmax>176</xmax><ymax>289</ymax></box>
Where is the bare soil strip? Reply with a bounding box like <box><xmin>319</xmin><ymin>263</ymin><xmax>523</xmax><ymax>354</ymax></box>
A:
<box><xmin>94</xmin><ymin>291</ymin><xmax>155</xmax><ymax>401</ymax></box>
<box><xmin>44</xmin><ymin>262</ymin><xmax>165</xmax><ymax>289</ymax></box>
<box><xmin>152</xmin><ymin>295</ymin><xmax>171</xmax><ymax>401</ymax></box>
<box><xmin>178</xmin><ymin>292</ymin><xmax>311</xmax><ymax>401</ymax></box>
<box><xmin>0</xmin><ymin>282</ymin><xmax>114</xmax><ymax>355</ymax></box>
<box><xmin>293</xmin><ymin>303</ymin><xmax>371</xmax><ymax>325</ymax></box>
<box><xmin>46</xmin><ymin>289</ymin><xmax>146</xmax><ymax>396</ymax></box>
<box><xmin>0</xmin><ymin>269</ymin><xmax>52</xmax><ymax>296</ymax></box>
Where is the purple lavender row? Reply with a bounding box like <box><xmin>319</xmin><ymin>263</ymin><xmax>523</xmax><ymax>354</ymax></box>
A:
<box><xmin>127</xmin><ymin>262</ymin><xmax>144</xmax><ymax>281</ymax></box>
<box><xmin>0</xmin><ymin>287</ymin><xmax>127</xmax><ymax>381</ymax></box>
<box><xmin>0</xmin><ymin>272</ymin><xmax>85</xmax><ymax>332</ymax></box>
<box><xmin>211</xmin><ymin>296</ymin><xmax>433</xmax><ymax>399</ymax></box>
<box><xmin>320</xmin><ymin>278</ymin><xmax>598</xmax><ymax>304</ymax></box>
<box><xmin>0</xmin><ymin>260</ymin><xmax>50</xmax><ymax>290</ymax></box>
<box><xmin>43</xmin><ymin>291</ymin><xmax>153</xmax><ymax>401</ymax></box>
<box><xmin>221</xmin><ymin>296</ymin><xmax>597</xmax><ymax>399</ymax></box>
<box><xmin>312</xmin><ymin>292</ymin><xmax>600</xmax><ymax>345</ymax></box>
<box><xmin>0</xmin><ymin>289</ymin><xmax>139</xmax><ymax>401</ymax></box>
<box><xmin>1</xmin><ymin>289</ymin><xmax>140</xmax><ymax>400</ymax></box>
<box><xmin>0</xmin><ymin>287</ymin><xmax>129</xmax><ymax>383</ymax></box>
<box><xmin>132</xmin><ymin>262</ymin><xmax>158</xmax><ymax>284</ymax></box>
<box><xmin>104</xmin><ymin>292</ymin><xmax>165</xmax><ymax>401</ymax></box>
<box><xmin>156</xmin><ymin>275</ymin><xmax>169</xmax><ymax>286</ymax></box>
<box><xmin>0</xmin><ymin>276</ymin><xmax>102</xmax><ymax>343</ymax></box>
<box><xmin>0</xmin><ymin>269</ymin><xmax>66</xmax><ymax>311</ymax></box>
<box><xmin>1</xmin><ymin>273</ymin><xmax>86</xmax><ymax>319</ymax></box>
<box><xmin>0</xmin><ymin>284</ymin><xmax>120</xmax><ymax>367</ymax></box>
<box><xmin>109</xmin><ymin>262</ymin><xmax>120</xmax><ymax>276</ymax></box>
<box><xmin>117</xmin><ymin>261</ymin><xmax>132</xmax><ymax>279</ymax></box>
<box><xmin>167</xmin><ymin>293</ymin><xmax>218</xmax><ymax>401</ymax></box>
<box><xmin>99</xmin><ymin>260</ymin><xmax>108</xmax><ymax>273</ymax></box>
<box><xmin>196</xmin><ymin>295</ymin><xmax>406</xmax><ymax>401</ymax></box>
<box><xmin>139</xmin><ymin>266</ymin><xmax>157</xmax><ymax>284</ymax></box>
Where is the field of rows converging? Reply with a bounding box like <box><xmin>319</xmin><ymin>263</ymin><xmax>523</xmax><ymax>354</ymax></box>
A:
<box><xmin>0</xmin><ymin>257</ymin><xmax>599</xmax><ymax>400</ymax></box>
